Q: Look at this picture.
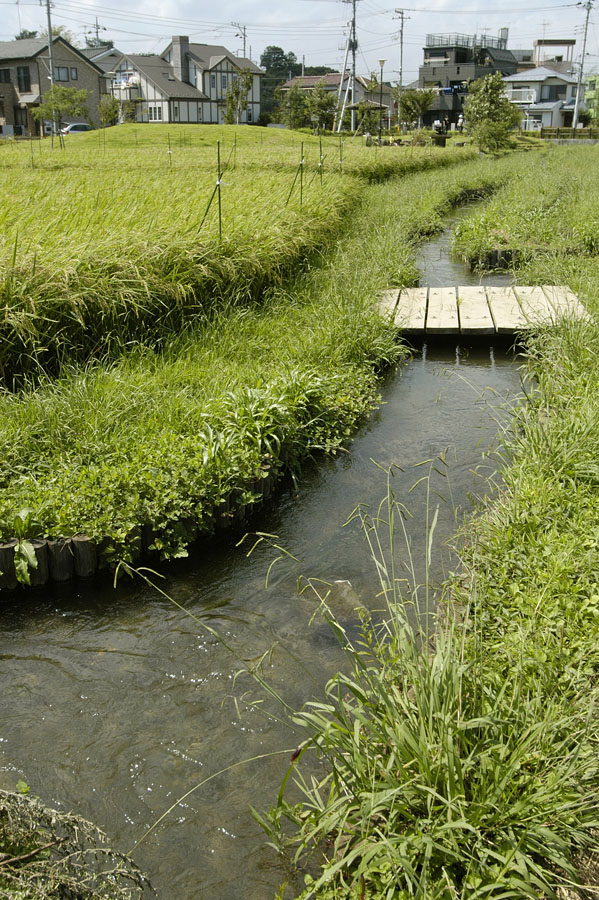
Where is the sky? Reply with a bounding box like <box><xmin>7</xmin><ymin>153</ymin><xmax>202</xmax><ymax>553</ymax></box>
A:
<box><xmin>1</xmin><ymin>0</ymin><xmax>598</xmax><ymax>83</ymax></box>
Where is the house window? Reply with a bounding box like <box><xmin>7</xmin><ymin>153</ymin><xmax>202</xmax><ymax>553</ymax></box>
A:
<box><xmin>0</xmin><ymin>69</ymin><xmax>10</xmax><ymax>83</ymax></box>
<box><xmin>247</xmin><ymin>108</ymin><xmax>252</xmax><ymax>122</ymax></box>
<box><xmin>14</xmin><ymin>106</ymin><xmax>27</xmax><ymax>126</ymax></box>
<box><xmin>211</xmin><ymin>73</ymin><xmax>216</xmax><ymax>89</ymax></box>
<box><xmin>456</xmin><ymin>66</ymin><xmax>460</xmax><ymax>75</ymax></box>
<box><xmin>148</xmin><ymin>107</ymin><xmax>153</xmax><ymax>120</ymax></box>
<box><xmin>54</xmin><ymin>66</ymin><xmax>69</xmax><ymax>82</ymax></box>
<box><xmin>17</xmin><ymin>66</ymin><xmax>30</xmax><ymax>92</ymax></box>
<box><xmin>70</xmin><ymin>67</ymin><xmax>78</xmax><ymax>80</ymax></box>
<box><xmin>221</xmin><ymin>74</ymin><xmax>227</xmax><ymax>89</ymax></box>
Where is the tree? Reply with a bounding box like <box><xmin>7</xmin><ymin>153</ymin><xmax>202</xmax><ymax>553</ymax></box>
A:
<box><xmin>31</xmin><ymin>85</ymin><xmax>89</xmax><ymax>130</ymax></box>
<box><xmin>39</xmin><ymin>25</ymin><xmax>78</xmax><ymax>47</ymax></box>
<box><xmin>355</xmin><ymin>99</ymin><xmax>380</xmax><ymax>133</ymax></box>
<box><xmin>463</xmin><ymin>73</ymin><xmax>521</xmax><ymax>151</ymax></box>
<box><xmin>397</xmin><ymin>88</ymin><xmax>434</xmax><ymax>128</ymax></box>
<box><xmin>99</xmin><ymin>94</ymin><xmax>120</xmax><ymax>127</ymax></box>
<box><xmin>224</xmin><ymin>68</ymin><xmax>254</xmax><ymax>125</ymax></box>
<box><xmin>15</xmin><ymin>29</ymin><xmax>38</xmax><ymax>40</ymax></box>
<box><xmin>277</xmin><ymin>83</ymin><xmax>308</xmax><ymax>130</ymax></box>
<box><xmin>259</xmin><ymin>45</ymin><xmax>301</xmax><ymax>121</ymax></box>
<box><xmin>304</xmin><ymin>79</ymin><xmax>336</xmax><ymax>132</ymax></box>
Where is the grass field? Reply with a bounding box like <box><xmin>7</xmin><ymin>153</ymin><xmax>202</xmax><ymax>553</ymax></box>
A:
<box><xmin>0</xmin><ymin>141</ymin><xmax>504</xmax><ymax>567</ymax></box>
<box><xmin>0</xmin><ymin>125</ymin><xmax>476</xmax><ymax>381</ymax></box>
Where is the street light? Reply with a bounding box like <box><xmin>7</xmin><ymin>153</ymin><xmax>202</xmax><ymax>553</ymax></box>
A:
<box><xmin>378</xmin><ymin>58</ymin><xmax>386</xmax><ymax>144</ymax></box>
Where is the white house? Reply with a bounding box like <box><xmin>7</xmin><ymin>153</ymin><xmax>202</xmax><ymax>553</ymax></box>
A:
<box><xmin>503</xmin><ymin>66</ymin><xmax>581</xmax><ymax>129</ymax></box>
<box><xmin>106</xmin><ymin>36</ymin><xmax>263</xmax><ymax>125</ymax></box>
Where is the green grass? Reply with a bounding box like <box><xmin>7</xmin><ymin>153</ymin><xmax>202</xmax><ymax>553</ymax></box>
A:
<box><xmin>451</xmin><ymin>145</ymin><xmax>599</xmax><ymax>268</ymax></box>
<box><xmin>0</xmin><ymin>152</ymin><xmax>507</xmax><ymax>566</ymax></box>
<box><xmin>257</xmin><ymin>145</ymin><xmax>599</xmax><ymax>898</ymax></box>
<box><xmin>0</xmin><ymin>125</ymin><xmax>477</xmax><ymax>381</ymax></box>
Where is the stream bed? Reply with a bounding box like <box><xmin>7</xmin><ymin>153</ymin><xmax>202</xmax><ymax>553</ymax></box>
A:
<box><xmin>0</xmin><ymin>208</ymin><xmax>523</xmax><ymax>899</ymax></box>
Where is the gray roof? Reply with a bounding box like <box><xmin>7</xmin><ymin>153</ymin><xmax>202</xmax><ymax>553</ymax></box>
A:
<box><xmin>126</xmin><ymin>54</ymin><xmax>209</xmax><ymax>100</ymax></box>
<box><xmin>504</xmin><ymin>66</ymin><xmax>577</xmax><ymax>84</ymax></box>
<box><xmin>0</xmin><ymin>38</ymin><xmax>48</xmax><ymax>59</ymax></box>
<box><xmin>486</xmin><ymin>47</ymin><xmax>518</xmax><ymax>64</ymax></box>
<box><xmin>187</xmin><ymin>42</ymin><xmax>262</xmax><ymax>75</ymax></box>
<box><xmin>0</xmin><ymin>37</ymin><xmax>104</xmax><ymax>73</ymax></box>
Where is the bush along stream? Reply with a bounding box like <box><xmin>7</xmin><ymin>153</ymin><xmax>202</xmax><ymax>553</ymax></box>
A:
<box><xmin>0</xmin><ymin>151</ymin><xmax>513</xmax><ymax>590</ymax></box>
<box><xmin>261</xmin><ymin>144</ymin><xmax>599</xmax><ymax>899</ymax></box>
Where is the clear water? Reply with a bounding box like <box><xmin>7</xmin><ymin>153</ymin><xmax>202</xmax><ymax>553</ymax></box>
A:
<box><xmin>0</xmin><ymin>211</ymin><xmax>522</xmax><ymax>899</ymax></box>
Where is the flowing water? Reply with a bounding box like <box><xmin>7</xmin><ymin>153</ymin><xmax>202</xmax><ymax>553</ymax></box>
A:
<box><xmin>0</xmin><ymin>208</ymin><xmax>521</xmax><ymax>899</ymax></box>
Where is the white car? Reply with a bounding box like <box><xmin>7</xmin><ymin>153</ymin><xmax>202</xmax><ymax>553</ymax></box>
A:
<box><xmin>61</xmin><ymin>123</ymin><xmax>92</xmax><ymax>134</ymax></box>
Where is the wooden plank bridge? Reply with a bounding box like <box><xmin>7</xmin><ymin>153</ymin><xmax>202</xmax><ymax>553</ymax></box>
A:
<box><xmin>378</xmin><ymin>285</ymin><xmax>588</xmax><ymax>336</ymax></box>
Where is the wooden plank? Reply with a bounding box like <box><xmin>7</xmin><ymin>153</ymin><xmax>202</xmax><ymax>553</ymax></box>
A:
<box><xmin>426</xmin><ymin>287</ymin><xmax>459</xmax><ymax>334</ymax></box>
<box><xmin>378</xmin><ymin>289</ymin><xmax>400</xmax><ymax>319</ymax></box>
<box><xmin>514</xmin><ymin>285</ymin><xmax>556</xmax><ymax>325</ymax></box>
<box><xmin>456</xmin><ymin>286</ymin><xmax>495</xmax><ymax>334</ymax></box>
<box><xmin>394</xmin><ymin>287</ymin><xmax>428</xmax><ymax>333</ymax></box>
<box><xmin>541</xmin><ymin>285</ymin><xmax>589</xmax><ymax>321</ymax></box>
<box><xmin>486</xmin><ymin>286</ymin><xmax>529</xmax><ymax>333</ymax></box>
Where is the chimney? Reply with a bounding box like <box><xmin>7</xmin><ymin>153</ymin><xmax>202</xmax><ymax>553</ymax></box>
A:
<box><xmin>172</xmin><ymin>35</ymin><xmax>190</xmax><ymax>84</ymax></box>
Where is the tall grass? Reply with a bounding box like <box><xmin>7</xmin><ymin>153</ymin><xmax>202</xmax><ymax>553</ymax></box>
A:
<box><xmin>0</xmin><ymin>126</ymin><xmax>477</xmax><ymax>381</ymax></box>
<box><xmin>258</xmin><ymin>480</ymin><xmax>599</xmax><ymax>899</ymax></box>
<box><xmin>0</xmin><ymin>155</ymin><xmax>508</xmax><ymax>565</ymax></box>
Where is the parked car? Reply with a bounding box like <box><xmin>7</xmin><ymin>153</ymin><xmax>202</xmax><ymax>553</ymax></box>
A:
<box><xmin>60</xmin><ymin>123</ymin><xmax>93</xmax><ymax>134</ymax></box>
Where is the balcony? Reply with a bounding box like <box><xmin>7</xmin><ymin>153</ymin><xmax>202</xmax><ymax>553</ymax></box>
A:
<box><xmin>504</xmin><ymin>88</ymin><xmax>537</xmax><ymax>103</ymax></box>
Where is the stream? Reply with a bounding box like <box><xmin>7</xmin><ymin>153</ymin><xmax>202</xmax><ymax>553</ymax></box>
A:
<box><xmin>0</xmin><ymin>206</ymin><xmax>522</xmax><ymax>899</ymax></box>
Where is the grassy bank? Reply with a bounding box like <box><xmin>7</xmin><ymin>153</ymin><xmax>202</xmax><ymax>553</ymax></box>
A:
<box><xmin>260</xmin><ymin>145</ymin><xmax>599</xmax><ymax>898</ymax></box>
<box><xmin>0</xmin><ymin>126</ymin><xmax>476</xmax><ymax>382</ymax></box>
<box><xmin>0</xmin><ymin>152</ymin><xmax>508</xmax><ymax>575</ymax></box>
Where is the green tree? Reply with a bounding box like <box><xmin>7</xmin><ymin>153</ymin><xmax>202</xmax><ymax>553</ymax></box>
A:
<box><xmin>99</xmin><ymin>94</ymin><xmax>120</xmax><ymax>127</ymax></box>
<box><xmin>304</xmin><ymin>79</ymin><xmax>336</xmax><ymax>132</ymax></box>
<box><xmin>259</xmin><ymin>45</ymin><xmax>301</xmax><ymax>121</ymax></box>
<box><xmin>31</xmin><ymin>85</ymin><xmax>89</xmax><ymax>131</ymax></box>
<box><xmin>15</xmin><ymin>29</ymin><xmax>38</xmax><ymax>40</ymax></box>
<box><xmin>355</xmin><ymin>98</ymin><xmax>379</xmax><ymax>133</ymax></box>
<box><xmin>277</xmin><ymin>82</ymin><xmax>308</xmax><ymax>130</ymax></box>
<box><xmin>397</xmin><ymin>88</ymin><xmax>434</xmax><ymax>128</ymax></box>
<box><xmin>224</xmin><ymin>68</ymin><xmax>254</xmax><ymax>125</ymax></box>
<box><xmin>463</xmin><ymin>72</ymin><xmax>521</xmax><ymax>151</ymax></box>
<box><xmin>39</xmin><ymin>24</ymin><xmax>78</xmax><ymax>46</ymax></box>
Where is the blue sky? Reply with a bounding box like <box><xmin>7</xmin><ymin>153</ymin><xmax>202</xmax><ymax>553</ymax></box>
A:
<box><xmin>1</xmin><ymin>0</ymin><xmax>597</xmax><ymax>82</ymax></box>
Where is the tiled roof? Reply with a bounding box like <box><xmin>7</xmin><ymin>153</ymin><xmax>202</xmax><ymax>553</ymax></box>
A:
<box><xmin>126</xmin><ymin>54</ymin><xmax>209</xmax><ymax>99</ymax></box>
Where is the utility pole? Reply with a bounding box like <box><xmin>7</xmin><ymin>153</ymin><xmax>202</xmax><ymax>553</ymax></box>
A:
<box><xmin>394</xmin><ymin>8</ymin><xmax>409</xmax><ymax>128</ymax></box>
<box><xmin>343</xmin><ymin>0</ymin><xmax>358</xmax><ymax>130</ymax></box>
<box><xmin>573</xmin><ymin>0</ymin><xmax>594</xmax><ymax>128</ymax></box>
<box><xmin>232</xmin><ymin>22</ymin><xmax>247</xmax><ymax>58</ymax></box>
<box><xmin>42</xmin><ymin>0</ymin><xmax>55</xmax><ymax>88</ymax></box>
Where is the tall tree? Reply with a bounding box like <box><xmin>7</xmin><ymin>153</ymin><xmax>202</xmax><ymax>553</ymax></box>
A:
<box><xmin>397</xmin><ymin>88</ymin><xmax>434</xmax><ymax>128</ymax></box>
<box><xmin>224</xmin><ymin>68</ymin><xmax>254</xmax><ymax>125</ymax></box>
<box><xmin>259</xmin><ymin>45</ymin><xmax>301</xmax><ymax>121</ymax></box>
<box><xmin>277</xmin><ymin>83</ymin><xmax>308</xmax><ymax>130</ymax></box>
<box><xmin>15</xmin><ymin>29</ymin><xmax>38</xmax><ymax>40</ymax></box>
<box><xmin>304</xmin><ymin>79</ymin><xmax>336</xmax><ymax>132</ymax></box>
<box><xmin>463</xmin><ymin>73</ymin><xmax>521</xmax><ymax>150</ymax></box>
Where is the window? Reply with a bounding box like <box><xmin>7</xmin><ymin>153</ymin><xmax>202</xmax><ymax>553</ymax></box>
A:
<box><xmin>247</xmin><ymin>108</ymin><xmax>252</xmax><ymax>122</ymax></box>
<box><xmin>0</xmin><ymin>69</ymin><xmax>10</xmax><ymax>84</ymax></box>
<box><xmin>221</xmin><ymin>74</ymin><xmax>227</xmax><ymax>89</ymax></box>
<box><xmin>70</xmin><ymin>67</ymin><xmax>78</xmax><ymax>80</ymax></box>
<box><xmin>540</xmin><ymin>84</ymin><xmax>566</xmax><ymax>101</ymax></box>
<box><xmin>148</xmin><ymin>107</ymin><xmax>154</xmax><ymax>120</ymax></box>
<box><xmin>54</xmin><ymin>66</ymin><xmax>69</xmax><ymax>82</ymax></box>
<box><xmin>156</xmin><ymin>106</ymin><xmax>162</xmax><ymax>120</ymax></box>
<box><xmin>211</xmin><ymin>73</ymin><xmax>216</xmax><ymax>89</ymax></box>
<box><xmin>17</xmin><ymin>66</ymin><xmax>30</xmax><ymax>92</ymax></box>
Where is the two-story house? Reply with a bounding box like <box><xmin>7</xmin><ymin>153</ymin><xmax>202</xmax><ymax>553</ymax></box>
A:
<box><xmin>0</xmin><ymin>37</ymin><xmax>103</xmax><ymax>136</ymax></box>
<box><xmin>417</xmin><ymin>31</ymin><xmax>518</xmax><ymax>126</ymax></box>
<box><xmin>108</xmin><ymin>36</ymin><xmax>263</xmax><ymax>125</ymax></box>
<box><xmin>503</xmin><ymin>67</ymin><xmax>580</xmax><ymax>129</ymax></box>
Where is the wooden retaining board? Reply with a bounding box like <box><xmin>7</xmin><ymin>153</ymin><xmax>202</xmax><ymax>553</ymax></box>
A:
<box><xmin>385</xmin><ymin>285</ymin><xmax>588</xmax><ymax>335</ymax></box>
